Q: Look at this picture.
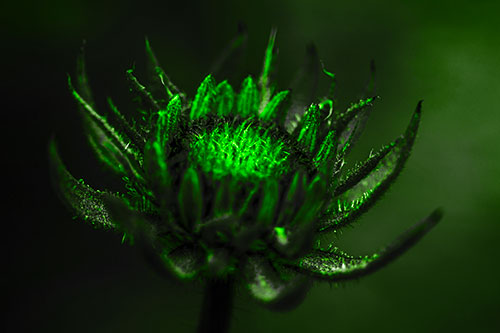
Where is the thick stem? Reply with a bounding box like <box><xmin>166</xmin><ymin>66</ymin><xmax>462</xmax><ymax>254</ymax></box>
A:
<box><xmin>197</xmin><ymin>278</ymin><xmax>234</xmax><ymax>333</ymax></box>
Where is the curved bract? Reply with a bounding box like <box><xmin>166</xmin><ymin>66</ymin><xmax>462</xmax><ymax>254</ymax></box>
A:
<box><xmin>49</xmin><ymin>31</ymin><xmax>441</xmax><ymax>309</ymax></box>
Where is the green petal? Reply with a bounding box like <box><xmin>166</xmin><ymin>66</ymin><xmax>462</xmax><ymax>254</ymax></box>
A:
<box><xmin>237</xmin><ymin>75</ymin><xmax>259</xmax><ymax>117</ymax></box>
<box><xmin>156</xmin><ymin>94</ymin><xmax>182</xmax><ymax>148</ymax></box>
<box><xmin>322</xmin><ymin>65</ymin><xmax>336</xmax><ymax>100</ymax></box>
<box><xmin>259</xmin><ymin>90</ymin><xmax>290</xmax><ymax>122</ymax></box>
<box><xmin>244</xmin><ymin>255</ymin><xmax>311</xmax><ymax>310</ymax></box>
<box><xmin>178</xmin><ymin>167</ymin><xmax>203</xmax><ymax>230</ymax></box>
<box><xmin>295</xmin><ymin>104</ymin><xmax>321</xmax><ymax>153</ymax></box>
<box><xmin>318</xmin><ymin>101</ymin><xmax>423</xmax><ymax>232</ymax></box>
<box><xmin>213</xmin><ymin>81</ymin><xmax>235</xmax><ymax>116</ymax></box>
<box><xmin>314</xmin><ymin>129</ymin><xmax>337</xmax><ymax>176</ymax></box>
<box><xmin>191</xmin><ymin>74</ymin><xmax>216</xmax><ymax>119</ymax></box>
<box><xmin>292</xmin><ymin>209</ymin><xmax>442</xmax><ymax>280</ymax></box>
<box><xmin>48</xmin><ymin>139</ymin><xmax>119</xmax><ymax>229</ymax></box>
<box><xmin>258</xmin><ymin>28</ymin><xmax>277</xmax><ymax>113</ymax></box>
<box><xmin>256</xmin><ymin>178</ymin><xmax>279</xmax><ymax>225</ymax></box>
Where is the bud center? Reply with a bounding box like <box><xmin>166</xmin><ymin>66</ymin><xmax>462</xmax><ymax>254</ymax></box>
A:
<box><xmin>189</xmin><ymin>120</ymin><xmax>290</xmax><ymax>181</ymax></box>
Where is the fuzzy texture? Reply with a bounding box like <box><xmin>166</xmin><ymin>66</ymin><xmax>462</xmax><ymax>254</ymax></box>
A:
<box><xmin>49</xmin><ymin>31</ymin><xmax>441</xmax><ymax>310</ymax></box>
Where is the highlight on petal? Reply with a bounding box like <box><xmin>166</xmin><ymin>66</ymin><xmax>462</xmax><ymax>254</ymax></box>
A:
<box><xmin>293</xmin><ymin>208</ymin><xmax>442</xmax><ymax>280</ymax></box>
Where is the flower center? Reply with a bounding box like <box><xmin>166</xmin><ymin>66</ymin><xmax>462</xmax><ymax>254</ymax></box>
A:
<box><xmin>189</xmin><ymin>120</ymin><xmax>291</xmax><ymax>181</ymax></box>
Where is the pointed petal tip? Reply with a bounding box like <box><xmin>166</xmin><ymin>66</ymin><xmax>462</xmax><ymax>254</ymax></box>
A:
<box><xmin>424</xmin><ymin>207</ymin><xmax>444</xmax><ymax>228</ymax></box>
<box><xmin>416</xmin><ymin>100</ymin><xmax>424</xmax><ymax>112</ymax></box>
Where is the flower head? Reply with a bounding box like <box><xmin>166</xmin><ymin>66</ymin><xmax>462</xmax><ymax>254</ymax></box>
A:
<box><xmin>49</xmin><ymin>31</ymin><xmax>441</xmax><ymax>310</ymax></box>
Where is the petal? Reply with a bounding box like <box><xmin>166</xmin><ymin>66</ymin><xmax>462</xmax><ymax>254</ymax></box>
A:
<box><xmin>161</xmin><ymin>245</ymin><xmax>205</xmax><ymax>280</ymax></box>
<box><xmin>190</xmin><ymin>74</ymin><xmax>216</xmax><ymax>119</ymax></box>
<box><xmin>156</xmin><ymin>94</ymin><xmax>182</xmax><ymax>148</ymax></box>
<box><xmin>258</xmin><ymin>28</ymin><xmax>277</xmax><ymax>113</ymax></box>
<box><xmin>292</xmin><ymin>209</ymin><xmax>442</xmax><ymax>280</ymax></box>
<box><xmin>237</xmin><ymin>75</ymin><xmax>259</xmax><ymax>117</ymax></box>
<box><xmin>294</xmin><ymin>103</ymin><xmax>321</xmax><ymax>153</ymax></box>
<box><xmin>213</xmin><ymin>81</ymin><xmax>235</xmax><ymax>116</ymax></box>
<box><xmin>244</xmin><ymin>255</ymin><xmax>311</xmax><ymax>310</ymax></box>
<box><xmin>259</xmin><ymin>90</ymin><xmax>290</xmax><ymax>122</ymax></box>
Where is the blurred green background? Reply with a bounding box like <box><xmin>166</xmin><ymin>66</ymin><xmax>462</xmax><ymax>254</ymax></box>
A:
<box><xmin>4</xmin><ymin>0</ymin><xmax>499</xmax><ymax>332</ymax></box>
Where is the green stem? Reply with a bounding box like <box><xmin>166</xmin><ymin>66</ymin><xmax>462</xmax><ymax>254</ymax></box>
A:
<box><xmin>197</xmin><ymin>277</ymin><xmax>234</xmax><ymax>333</ymax></box>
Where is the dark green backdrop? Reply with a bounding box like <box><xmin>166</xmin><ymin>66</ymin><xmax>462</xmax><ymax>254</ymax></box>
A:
<box><xmin>4</xmin><ymin>0</ymin><xmax>499</xmax><ymax>332</ymax></box>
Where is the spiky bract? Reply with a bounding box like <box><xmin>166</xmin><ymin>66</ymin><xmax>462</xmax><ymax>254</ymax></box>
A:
<box><xmin>49</xmin><ymin>31</ymin><xmax>441</xmax><ymax>309</ymax></box>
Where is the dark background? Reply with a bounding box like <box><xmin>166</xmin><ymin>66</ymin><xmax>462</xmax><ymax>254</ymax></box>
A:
<box><xmin>4</xmin><ymin>0</ymin><xmax>499</xmax><ymax>332</ymax></box>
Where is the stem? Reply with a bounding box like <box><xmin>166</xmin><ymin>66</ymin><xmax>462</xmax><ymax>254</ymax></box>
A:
<box><xmin>197</xmin><ymin>277</ymin><xmax>234</xmax><ymax>333</ymax></box>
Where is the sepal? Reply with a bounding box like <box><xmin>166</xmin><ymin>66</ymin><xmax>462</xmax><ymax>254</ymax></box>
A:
<box><xmin>292</xmin><ymin>208</ymin><xmax>442</xmax><ymax>280</ymax></box>
<box><xmin>244</xmin><ymin>255</ymin><xmax>311</xmax><ymax>311</ymax></box>
<box><xmin>162</xmin><ymin>245</ymin><xmax>205</xmax><ymax>280</ymax></box>
<box><xmin>318</xmin><ymin>101</ymin><xmax>423</xmax><ymax>232</ymax></box>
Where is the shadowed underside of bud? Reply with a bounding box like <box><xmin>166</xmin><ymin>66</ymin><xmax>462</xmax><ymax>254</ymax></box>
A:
<box><xmin>49</xmin><ymin>30</ymin><xmax>441</xmax><ymax>310</ymax></box>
